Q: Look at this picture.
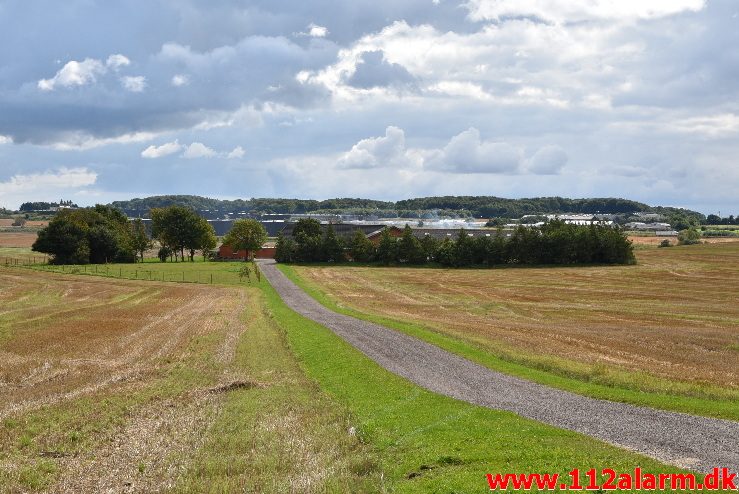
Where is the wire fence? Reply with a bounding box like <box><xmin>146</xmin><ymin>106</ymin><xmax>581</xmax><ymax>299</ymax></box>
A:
<box><xmin>1</xmin><ymin>256</ymin><xmax>251</xmax><ymax>286</ymax></box>
<box><xmin>2</xmin><ymin>255</ymin><xmax>48</xmax><ymax>266</ymax></box>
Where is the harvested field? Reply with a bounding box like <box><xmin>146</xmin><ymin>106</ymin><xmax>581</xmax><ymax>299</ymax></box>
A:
<box><xmin>0</xmin><ymin>232</ymin><xmax>37</xmax><ymax>248</ymax></box>
<box><xmin>0</xmin><ymin>267</ymin><xmax>377</xmax><ymax>492</ymax></box>
<box><xmin>0</xmin><ymin>269</ymin><xmax>244</xmax><ymax>419</ymax></box>
<box><xmin>628</xmin><ymin>235</ymin><xmax>739</xmax><ymax>246</ymax></box>
<box><xmin>0</xmin><ymin>220</ymin><xmax>47</xmax><ymax>228</ymax></box>
<box><xmin>0</xmin><ymin>269</ymin><xmax>246</xmax><ymax>491</ymax></box>
<box><xmin>291</xmin><ymin>243</ymin><xmax>739</xmax><ymax>393</ymax></box>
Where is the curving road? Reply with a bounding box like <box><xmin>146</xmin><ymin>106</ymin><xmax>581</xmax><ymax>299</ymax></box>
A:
<box><xmin>259</xmin><ymin>260</ymin><xmax>739</xmax><ymax>473</ymax></box>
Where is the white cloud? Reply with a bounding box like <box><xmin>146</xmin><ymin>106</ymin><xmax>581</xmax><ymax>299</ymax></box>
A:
<box><xmin>0</xmin><ymin>135</ymin><xmax>12</xmax><ymax>144</ymax></box>
<box><xmin>338</xmin><ymin>126</ymin><xmax>412</xmax><ymax>169</ymax></box>
<box><xmin>0</xmin><ymin>168</ymin><xmax>98</xmax><ymax>208</ymax></box>
<box><xmin>121</xmin><ymin>75</ymin><xmax>147</xmax><ymax>92</ymax></box>
<box><xmin>106</xmin><ymin>54</ymin><xmax>130</xmax><ymax>70</ymax></box>
<box><xmin>141</xmin><ymin>140</ymin><xmax>183</xmax><ymax>158</ymax></box>
<box><xmin>51</xmin><ymin>131</ymin><xmax>156</xmax><ymax>151</ymax></box>
<box><xmin>465</xmin><ymin>0</ymin><xmax>707</xmax><ymax>23</ymax></box>
<box><xmin>308</xmin><ymin>23</ymin><xmax>329</xmax><ymax>38</ymax></box>
<box><xmin>182</xmin><ymin>142</ymin><xmax>217</xmax><ymax>159</ymax></box>
<box><xmin>171</xmin><ymin>74</ymin><xmax>189</xmax><ymax>87</ymax></box>
<box><xmin>37</xmin><ymin>53</ymin><xmax>134</xmax><ymax>91</ymax></box>
<box><xmin>295</xmin><ymin>23</ymin><xmax>329</xmax><ymax>38</ymax></box>
<box><xmin>424</xmin><ymin>128</ymin><xmax>523</xmax><ymax>173</ymax></box>
<box><xmin>37</xmin><ymin>58</ymin><xmax>106</xmax><ymax>91</ymax></box>
<box><xmin>527</xmin><ymin>145</ymin><xmax>568</xmax><ymax>174</ymax></box>
<box><xmin>227</xmin><ymin>146</ymin><xmax>245</xmax><ymax>159</ymax></box>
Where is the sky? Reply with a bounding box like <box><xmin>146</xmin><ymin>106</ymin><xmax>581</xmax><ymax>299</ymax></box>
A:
<box><xmin>0</xmin><ymin>0</ymin><xmax>737</xmax><ymax>214</ymax></box>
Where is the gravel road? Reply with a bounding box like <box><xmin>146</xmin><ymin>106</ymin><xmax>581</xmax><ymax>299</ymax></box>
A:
<box><xmin>259</xmin><ymin>260</ymin><xmax>739</xmax><ymax>473</ymax></box>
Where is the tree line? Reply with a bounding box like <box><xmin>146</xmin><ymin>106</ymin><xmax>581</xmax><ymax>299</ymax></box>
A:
<box><xmin>32</xmin><ymin>206</ymin><xmax>149</xmax><ymax>264</ymax></box>
<box><xmin>275</xmin><ymin>219</ymin><xmax>635</xmax><ymax>267</ymax></box>
<box><xmin>108</xmin><ymin>194</ymin><xmax>706</xmax><ymax>222</ymax></box>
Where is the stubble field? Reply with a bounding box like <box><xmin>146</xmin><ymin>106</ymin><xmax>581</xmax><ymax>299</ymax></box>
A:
<box><xmin>0</xmin><ymin>269</ymin><xmax>377</xmax><ymax>492</ymax></box>
<box><xmin>288</xmin><ymin>242</ymin><xmax>739</xmax><ymax>408</ymax></box>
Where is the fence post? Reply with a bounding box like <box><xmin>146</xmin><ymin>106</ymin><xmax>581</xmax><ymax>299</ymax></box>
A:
<box><xmin>210</xmin><ymin>273</ymin><xmax>213</xmax><ymax>284</ymax></box>
<box><xmin>182</xmin><ymin>271</ymin><xmax>185</xmax><ymax>282</ymax></box>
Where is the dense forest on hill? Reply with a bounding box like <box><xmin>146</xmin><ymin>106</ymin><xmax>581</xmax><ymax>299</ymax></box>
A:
<box><xmin>110</xmin><ymin>194</ymin><xmax>705</xmax><ymax>222</ymax></box>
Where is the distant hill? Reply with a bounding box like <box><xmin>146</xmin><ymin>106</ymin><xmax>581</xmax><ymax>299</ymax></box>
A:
<box><xmin>109</xmin><ymin>194</ymin><xmax>704</xmax><ymax>221</ymax></box>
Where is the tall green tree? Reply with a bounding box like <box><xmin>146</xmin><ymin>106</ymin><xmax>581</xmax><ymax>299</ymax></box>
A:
<box><xmin>349</xmin><ymin>230</ymin><xmax>374</xmax><ymax>262</ymax></box>
<box><xmin>275</xmin><ymin>233</ymin><xmax>296</xmax><ymax>263</ymax></box>
<box><xmin>376</xmin><ymin>228</ymin><xmax>398</xmax><ymax>265</ymax></box>
<box><xmin>321</xmin><ymin>223</ymin><xmax>345</xmax><ymax>262</ymax></box>
<box><xmin>222</xmin><ymin>219</ymin><xmax>268</xmax><ymax>261</ymax></box>
<box><xmin>186</xmin><ymin>217</ymin><xmax>216</xmax><ymax>261</ymax></box>
<box><xmin>130</xmin><ymin>218</ymin><xmax>151</xmax><ymax>262</ymax></box>
<box><xmin>397</xmin><ymin>225</ymin><xmax>425</xmax><ymax>264</ymax></box>
<box><xmin>454</xmin><ymin>229</ymin><xmax>475</xmax><ymax>267</ymax></box>
<box><xmin>151</xmin><ymin>205</ymin><xmax>203</xmax><ymax>262</ymax></box>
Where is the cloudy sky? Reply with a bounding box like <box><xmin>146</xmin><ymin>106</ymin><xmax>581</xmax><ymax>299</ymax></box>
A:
<box><xmin>0</xmin><ymin>0</ymin><xmax>737</xmax><ymax>214</ymax></box>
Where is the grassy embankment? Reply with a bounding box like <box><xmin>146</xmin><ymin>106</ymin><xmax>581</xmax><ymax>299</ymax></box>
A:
<box><xmin>279</xmin><ymin>242</ymin><xmax>739</xmax><ymax>421</ymax></box>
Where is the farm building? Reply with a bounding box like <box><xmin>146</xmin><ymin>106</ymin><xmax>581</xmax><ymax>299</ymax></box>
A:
<box><xmin>363</xmin><ymin>226</ymin><xmax>510</xmax><ymax>245</ymax></box>
<box><xmin>217</xmin><ymin>243</ymin><xmax>276</xmax><ymax>260</ymax></box>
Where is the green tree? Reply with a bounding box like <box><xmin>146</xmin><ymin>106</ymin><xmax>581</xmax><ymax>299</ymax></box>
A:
<box><xmin>292</xmin><ymin>219</ymin><xmax>323</xmax><ymax>262</ymax></box>
<box><xmin>321</xmin><ymin>223</ymin><xmax>345</xmax><ymax>262</ymax></box>
<box><xmin>397</xmin><ymin>225</ymin><xmax>425</xmax><ymax>264</ymax></box>
<box><xmin>678</xmin><ymin>227</ymin><xmax>701</xmax><ymax>245</ymax></box>
<box><xmin>292</xmin><ymin>218</ymin><xmax>322</xmax><ymax>238</ymax></box>
<box><xmin>419</xmin><ymin>234</ymin><xmax>439</xmax><ymax>262</ymax></box>
<box><xmin>130</xmin><ymin>219</ymin><xmax>151</xmax><ymax>262</ymax></box>
<box><xmin>32</xmin><ymin>217</ymin><xmax>89</xmax><ymax>264</ymax></box>
<box><xmin>151</xmin><ymin>205</ymin><xmax>203</xmax><ymax>262</ymax></box>
<box><xmin>32</xmin><ymin>206</ymin><xmax>136</xmax><ymax>264</ymax></box>
<box><xmin>349</xmin><ymin>230</ymin><xmax>374</xmax><ymax>262</ymax></box>
<box><xmin>454</xmin><ymin>229</ymin><xmax>475</xmax><ymax>267</ymax></box>
<box><xmin>186</xmin><ymin>217</ymin><xmax>216</xmax><ymax>261</ymax></box>
<box><xmin>376</xmin><ymin>228</ymin><xmax>398</xmax><ymax>265</ymax></box>
<box><xmin>222</xmin><ymin>219</ymin><xmax>268</xmax><ymax>261</ymax></box>
<box><xmin>274</xmin><ymin>233</ymin><xmax>296</xmax><ymax>263</ymax></box>
<box><xmin>435</xmin><ymin>238</ymin><xmax>456</xmax><ymax>266</ymax></box>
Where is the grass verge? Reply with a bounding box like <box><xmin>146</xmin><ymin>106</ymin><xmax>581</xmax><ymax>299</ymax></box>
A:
<box><xmin>173</xmin><ymin>289</ymin><xmax>380</xmax><ymax>493</ymax></box>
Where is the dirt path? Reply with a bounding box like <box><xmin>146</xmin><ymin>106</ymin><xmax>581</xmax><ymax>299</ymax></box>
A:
<box><xmin>259</xmin><ymin>260</ymin><xmax>739</xmax><ymax>474</ymax></box>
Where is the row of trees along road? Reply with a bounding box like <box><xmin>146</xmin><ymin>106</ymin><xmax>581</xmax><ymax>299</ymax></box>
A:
<box><xmin>151</xmin><ymin>205</ymin><xmax>216</xmax><ymax>262</ymax></box>
<box><xmin>275</xmin><ymin>219</ymin><xmax>635</xmax><ymax>266</ymax></box>
<box><xmin>32</xmin><ymin>206</ymin><xmax>150</xmax><ymax>264</ymax></box>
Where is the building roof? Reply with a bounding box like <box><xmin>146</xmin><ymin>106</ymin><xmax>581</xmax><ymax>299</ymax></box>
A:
<box><xmin>279</xmin><ymin>223</ymin><xmax>387</xmax><ymax>238</ymax></box>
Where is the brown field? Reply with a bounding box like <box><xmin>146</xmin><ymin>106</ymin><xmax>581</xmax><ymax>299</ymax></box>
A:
<box><xmin>0</xmin><ymin>267</ymin><xmax>376</xmax><ymax>493</ymax></box>
<box><xmin>0</xmin><ymin>269</ymin><xmax>246</xmax><ymax>491</ymax></box>
<box><xmin>292</xmin><ymin>242</ymin><xmax>739</xmax><ymax>391</ymax></box>
<box><xmin>0</xmin><ymin>270</ymin><xmax>244</xmax><ymax>419</ymax></box>
<box><xmin>0</xmin><ymin>220</ymin><xmax>48</xmax><ymax>228</ymax></box>
<box><xmin>0</xmin><ymin>232</ymin><xmax>38</xmax><ymax>248</ymax></box>
<box><xmin>628</xmin><ymin>235</ymin><xmax>739</xmax><ymax>246</ymax></box>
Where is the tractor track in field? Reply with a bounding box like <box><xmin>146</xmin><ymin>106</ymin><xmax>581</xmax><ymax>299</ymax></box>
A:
<box><xmin>259</xmin><ymin>260</ymin><xmax>739</xmax><ymax>474</ymax></box>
